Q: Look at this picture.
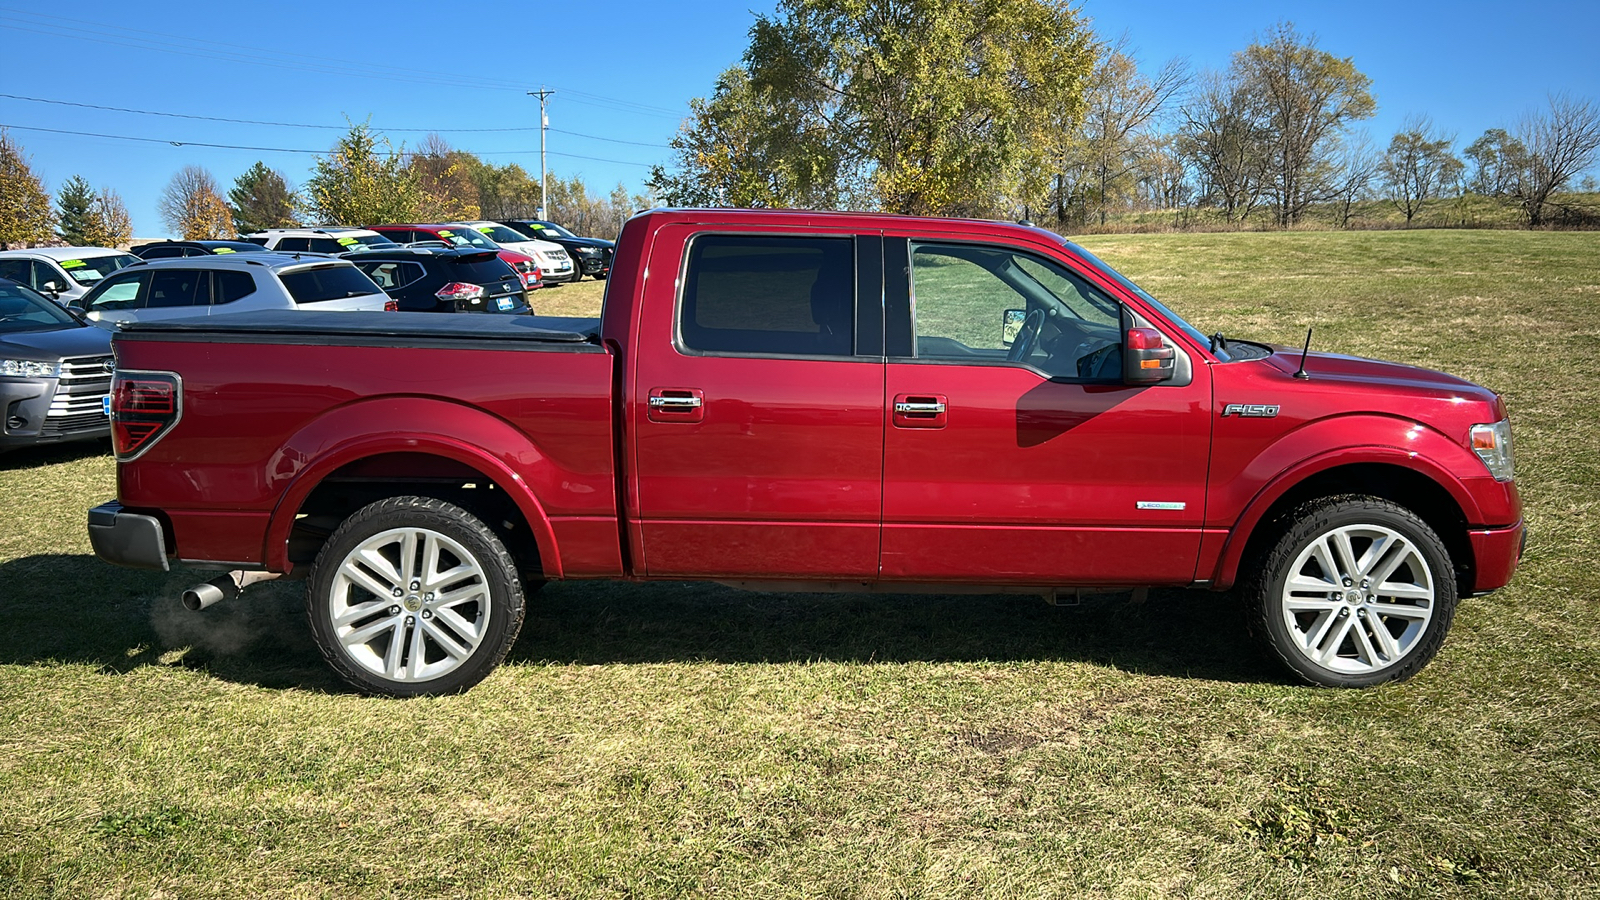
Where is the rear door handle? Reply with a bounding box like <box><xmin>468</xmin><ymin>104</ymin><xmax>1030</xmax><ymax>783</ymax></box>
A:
<box><xmin>892</xmin><ymin>393</ymin><xmax>948</xmax><ymax>429</ymax></box>
<box><xmin>647</xmin><ymin>388</ymin><xmax>705</xmax><ymax>423</ymax></box>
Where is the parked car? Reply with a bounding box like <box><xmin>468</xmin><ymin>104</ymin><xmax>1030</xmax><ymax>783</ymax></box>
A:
<box><xmin>453</xmin><ymin>221</ymin><xmax>576</xmax><ymax>284</ymax></box>
<box><xmin>72</xmin><ymin>254</ymin><xmax>393</xmax><ymax>328</ymax></box>
<box><xmin>86</xmin><ymin>208</ymin><xmax>1523</xmax><ymax>696</ymax></box>
<box><xmin>0</xmin><ymin>247</ymin><xmax>141</xmax><ymax>306</ymax></box>
<box><xmin>241</xmin><ymin>227</ymin><xmax>401</xmax><ymax>255</ymax></box>
<box><xmin>345</xmin><ymin>247</ymin><xmax>532</xmax><ymax>314</ymax></box>
<box><xmin>131</xmin><ymin>240</ymin><xmax>271</xmax><ymax>259</ymax></box>
<box><xmin>500</xmin><ymin>219</ymin><xmax>614</xmax><ymax>280</ymax></box>
<box><xmin>367</xmin><ymin>224</ymin><xmax>544</xmax><ymax>291</ymax></box>
<box><xmin>0</xmin><ymin>277</ymin><xmax>113</xmax><ymax>452</ymax></box>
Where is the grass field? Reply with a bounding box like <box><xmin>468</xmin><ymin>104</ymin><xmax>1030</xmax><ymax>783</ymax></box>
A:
<box><xmin>2</xmin><ymin>233</ymin><xmax>1597</xmax><ymax>898</ymax></box>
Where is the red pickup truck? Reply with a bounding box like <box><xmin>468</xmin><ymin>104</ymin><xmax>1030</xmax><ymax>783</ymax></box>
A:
<box><xmin>87</xmin><ymin>209</ymin><xmax>1523</xmax><ymax>695</ymax></box>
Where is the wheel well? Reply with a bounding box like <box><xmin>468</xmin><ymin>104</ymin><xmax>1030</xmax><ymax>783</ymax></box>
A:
<box><xmin>1238</xmin><ymin>463</ymin><xmax>1475</xmax><ymax>596</ymax></box>
<box><xmin>288</xmin><ymin>452</ymin><xmax>543</xmax><ymax>578</ymax></box>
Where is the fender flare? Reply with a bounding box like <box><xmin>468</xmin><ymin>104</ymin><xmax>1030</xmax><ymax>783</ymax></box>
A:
<box><xmin>1209</xmin><ymin>431</ymin><xmax>1487</xmax><ymax>590</ymax></box>
<box><xmin>259</xmin><ymin>396</ymin><xmax>563</xmax><ymax>577</ymax></box>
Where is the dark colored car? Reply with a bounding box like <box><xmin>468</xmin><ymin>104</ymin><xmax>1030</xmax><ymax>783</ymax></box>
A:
<box><xmin>344</xmin><ymin>248</ymin><xmax>532</xmax><ymax>314</ymax></box>
<box><xmin>366</xmin><ymin>225</ymin><xmax>543</xmax><ymax>291</ymax></box>
<box><xmin>500</xmin><ymin>220</ymin><xmax>614</xmax><ymax>279</ymax></box>
<box><xmin>0</xmin><ymin>278</ymin><xmax>113</xmax><ymax>451</ymax></box>
<box><xmin>131</xmin><ymin>241</ymin><xmax>271</xmax><ymax>260</ymax></box>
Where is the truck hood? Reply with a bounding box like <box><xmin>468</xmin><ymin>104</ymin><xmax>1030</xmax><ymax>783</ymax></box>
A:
<box><xmin>1</xmin><ymin>323</ymin><xmax>114</xmax><ymax>361</ymax></box>
<box><xmin>1258</xmin><ymin>344</ymin><xmax>1497</xmax><ymax>402</ymax></box>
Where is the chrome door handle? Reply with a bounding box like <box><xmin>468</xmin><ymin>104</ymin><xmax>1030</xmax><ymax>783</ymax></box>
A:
<box><xmin>894</xmin><ymin>401</ymin><xmax>946</xmax><ymax>414</ymax></box>
<box><xmin>649</xmin><ymin>395</ymin><xmax>703</xmax><ymax>409</ymax></box>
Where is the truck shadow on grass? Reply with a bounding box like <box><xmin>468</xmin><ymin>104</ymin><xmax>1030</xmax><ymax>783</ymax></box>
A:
<box><xmin>1</xmin><ymin>554</ymin><xmax>1285</xmax><ymax>690</ymax></box>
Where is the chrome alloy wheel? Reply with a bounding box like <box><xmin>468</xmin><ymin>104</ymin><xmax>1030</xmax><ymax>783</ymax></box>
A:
<box><xmin>1280</xmin><ymin>523</ymin><xmax>1436</xmax><ymax>676</ymax></box>
<box><xmin>328</xmin><ymin>526</ymin><xmax>491</xmax><ymax>682</ymax></box>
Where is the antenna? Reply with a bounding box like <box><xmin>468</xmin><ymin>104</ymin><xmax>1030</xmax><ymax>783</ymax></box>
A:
<box><xmin>1293</xmin><ymin>327</ymin><xmax>1313</xmax><ymax>379</ymax></box>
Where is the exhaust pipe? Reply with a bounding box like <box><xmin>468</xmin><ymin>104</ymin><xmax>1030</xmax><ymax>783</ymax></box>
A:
<box><xmin>181</xmin><ymin>571</ymin><xmax>282</xmax><ymax>611</ymax></box>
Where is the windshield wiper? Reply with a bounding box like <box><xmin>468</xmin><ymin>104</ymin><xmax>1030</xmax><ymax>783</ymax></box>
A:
<box><xmin>1210</xmin><ymin>332</ymin><xmax>1229</xmax><ymax>354</ymax></box>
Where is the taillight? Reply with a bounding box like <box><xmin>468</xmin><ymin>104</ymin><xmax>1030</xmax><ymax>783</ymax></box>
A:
<box><xmin>436</xmin><ymin>282</ymin><xmax>487</xmax><ymax>306</ymax></box>
<box><xmin>383</xmin><ymin>299</ymin><xmax>399</xmax><ymax>311</ymax></box>
<box><xmin>111</xmin><ymin>371</ymin><xmax>181</xmax><ymax>460</ymax></box>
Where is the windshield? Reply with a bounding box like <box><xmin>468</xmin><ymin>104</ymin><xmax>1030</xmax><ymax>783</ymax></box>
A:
<box><xmin>58</xmin><ymin>253</ymin><xmax>138</xmax><ymax>286</ymax></box>
<box><xmin>432</xmin><ymin>227</ymin><xmax>498</xmax><ymax>250</ymax></box>
<box><xmin>0</xmin><ymin>282</ymin><xmax>79</xmax><ymax>332</ymax></box>
<box><xmin>528</xmin><ymin>221</ymin><xmax>577</xmax><ymax>239</ymax></box>
<box><xmin>1059</xmin><ymin>241</ymin><xmax>1221</xmax><ymax>357</ymax></box>
<box><xmin>471</xmin><ymin>224</ymin><xmax>530</xmax><ymax>244</ymax></box>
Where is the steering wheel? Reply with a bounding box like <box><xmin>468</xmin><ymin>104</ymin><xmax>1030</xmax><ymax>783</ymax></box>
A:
<box><xmin>1007</xmin><ymin>309</ymin><xmax>1045</xmax><ymax>363</ymax></box>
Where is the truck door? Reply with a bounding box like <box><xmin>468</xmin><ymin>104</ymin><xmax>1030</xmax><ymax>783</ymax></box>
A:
<box><xmin>879</xmin><ymin>237</ymin><xmax>1211</xmax><ymax>585</ymax></box>
<box><xmin>630</xmin><ymin>227</ymin><xmax>887</xmax><ymax>579</ymax></box>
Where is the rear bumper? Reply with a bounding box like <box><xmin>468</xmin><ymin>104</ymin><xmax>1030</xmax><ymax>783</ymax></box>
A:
<box><xmin>87</xmin><ymin>500</ymin><xmax>170</xmax><ymax>571</ymax></box>
<box><xmin>1468</xmin><ymin>519</ymin><xmax>1525</xmax><ymax>595</ymax></box>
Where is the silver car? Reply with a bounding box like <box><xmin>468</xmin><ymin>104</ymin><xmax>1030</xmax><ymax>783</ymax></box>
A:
<box><xmin>73</xmin><ymin>253</ymin><xmax>392</xmax><ymax>327</ymax></box>
<box><xmin>0</xmin><ymin>247</ymin><xmax>141</xmax><ymax>306</ymax></box>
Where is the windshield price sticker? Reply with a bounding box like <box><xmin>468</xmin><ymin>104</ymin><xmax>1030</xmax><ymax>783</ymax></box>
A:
<box><xmin>60</xmin><ymin>259</ymin><xmax>86</xmax><ymax>269</ymax></box>
<box><xmin>336</xmin><ymin>237</ymin><xmax>359</xmax><ymax>246</ymax></box>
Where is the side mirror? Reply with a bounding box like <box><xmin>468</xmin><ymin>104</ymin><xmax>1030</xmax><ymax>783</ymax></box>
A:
<box><xmin>1123</xmin><ymin>326</ymin><xmax>1175</xmax><ymax>385</ymax></box>
<box><xmin>40</xmin><ymin>281</ymin><xmax>61</xmax><ymax>299</ymax></box>
<box><xmin>1001</xmin><ymin>308</ymin><xmax>1026</xmax><ymax>346</ymax></box>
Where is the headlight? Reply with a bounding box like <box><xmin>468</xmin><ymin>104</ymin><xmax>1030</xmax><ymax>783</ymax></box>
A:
<box><xmin>575</xmin><ymin>247</ymin><xmax>599</xmax><ymax>256</ymax></box>
<box><xmin>1470</xmin><ymin>419</ymin><xmax>1514</xmax><ymax>482</ymax></box>
<box><xmin>0</xmin><ymin>359</ymin><xmax>61</xmax><ymax>378</ymax></box>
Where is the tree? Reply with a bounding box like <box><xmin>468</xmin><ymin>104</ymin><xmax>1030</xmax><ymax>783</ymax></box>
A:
<box><xmin>1234</xmin><ymin>22</ymin><xmax>1375</xmax><ymax>226</ymax></box>
<box><xmin>470</xmin><ymin>161</ymin><xmax>541</xmax><ymax>221</ymax></box>
<box><xmin>1508</xmin><ymin>94</ymin><xmax>1600</xmax><ymax>227</ymax></box>
<box><xmin>82</xmin><ymin>187</ymin><xmax>132</xmax><ymax>248</ymax></box>
<box><xmin>56</xmin><ymin>175</ymin><xmax>97</xmax><ymax>244</ymax></box>
<box><xmin>0</xmin><ymin>129</ymin><xmax>56</xmax><ymax>248</ymax></box>
<box><xmin>648</xmin><ymin>66</ymin><xmax>833</xmax><ymax>209</ymax></box>
<box><xmin>1179</xmin><ymin>70</ymin><xmax>1270</xmax><ymax>223</ymax></box>
<box><xmin>229</xmin><ymin>162</ymin><xmax>299</xmax><ymax>234</ymax></box>
<box><xmin>1326</xmin><ymin>132</ymin><xmax>1381</xmax><ymax>228</ymax></box>
<box><xmin>305</xmin><ymin>124</ymin><xmax>422</xmax><ymax>225</ymax></box>
<box><xmin>159</xmin><ymin>165</ymin><xmax>233</xmax><ymax>239</ymax></box>
<box><xmin>1464</xmin><ymin>128</ymin><xmax>1526</xmax><ymax>197</ymax></box>
<box><xmin>655</xmin><ymin>0</ymin><xmax>1096</xmax><ymax>216</ymax></box>
<box><xmin>1379</xmin><ymin>117</ymin><xmax>1462</xmax><ymax>226</ymax></box>
<box><xmin>408</xmin><ymin>134</ymin><xmax>481</xmax><ymax>222</ymax></box>
<box><xmin>1072</xmin><ymin>37</ymin><xmax>1188</xmax><ymax>225</ymax></box>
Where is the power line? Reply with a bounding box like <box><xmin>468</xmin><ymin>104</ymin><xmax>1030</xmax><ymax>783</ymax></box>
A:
<box><xmin>0</xmin><ymin>93</ymin><xmax>674</xmax><ymax>147</ymax></box>
<box><xmin>0</xmin><ymin>122</ymin><xmax>658</xmax><ymax>168</ymax></box>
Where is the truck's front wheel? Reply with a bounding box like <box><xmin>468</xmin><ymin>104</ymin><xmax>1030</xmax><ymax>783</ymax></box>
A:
<box><xmin>306</xmin><ymin>496</ymin><xmax>527</xmax><ymax>697</ymax></box>
<box><xmin>1248</xmin><ymin>496</ymin><xmax>1457</xmax><ymax>687</ymax></box>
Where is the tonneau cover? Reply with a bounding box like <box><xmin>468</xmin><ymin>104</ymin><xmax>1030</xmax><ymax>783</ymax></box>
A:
<box><xmin>116</xmin><ymin>310</ymin><xmax>600</xmax><ymax>343</ymax></box>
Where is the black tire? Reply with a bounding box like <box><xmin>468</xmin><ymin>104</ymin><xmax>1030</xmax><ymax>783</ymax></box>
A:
<box><xmin>1245</xmin><ymin>495</ymin><xmax>1457</xmax><ymax>687</ymax></box>
<box><xmin>305</xmin><ymin>496</ymin><xmax>526</xmax><ymax>697</ymax></box>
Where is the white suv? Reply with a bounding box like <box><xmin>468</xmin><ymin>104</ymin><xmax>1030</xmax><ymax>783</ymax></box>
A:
<box><xmin>454</xmin><ymin>221</ymin><xmax>576</xmax><ymax>284</ymax></box>
<box><xmin>0</xmin><ymin>247</ymin><xmax>141</xmax><ymax>306</ymax></box>
<box><xmin>71</xmin><ymin>254</ymin><xmax>392</xmax><ymax>328</ymax></box>
<box><xmin>241</xmin><ymin>227</ymin><xmax>401</xmax><ymax>255</ymax></box>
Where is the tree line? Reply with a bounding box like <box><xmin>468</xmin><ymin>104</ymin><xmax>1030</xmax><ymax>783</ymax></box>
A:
<box><xmin>647</xmin><ymin>2</ymin><xmax>1600</xmax><ymax>231</ymax></box>
<box><xmin>0</xmin><ymin>124</ymin><xmax>647</xmax><ymax>249</ymax></box>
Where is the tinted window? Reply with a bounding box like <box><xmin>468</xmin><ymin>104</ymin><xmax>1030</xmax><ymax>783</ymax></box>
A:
<box><xmin>680</xmin><ymin>235</ymin><xmax>854</xmax><ymax>357</ymax></box>
<box><xmin>356</xmin><ymin>261</ymin><xmax>425</xmax><ymax>291</ymax></box>
<box><xmin>275</xmin><ymin>238</ymin><xmax>311</xmax><ymax>252</ymax></box>
<box><xmin>0</xmin><ymin>282</ymin><xmax>78</xmax><ymax>332</ymax></box>
<box><xmin>139</xmin><ymin>246</ymin><xmax>185</xmax><ymax>259</ymax></box>
<box><xmin>214</xmin><ymin>271</ymin><xmax>257</xmax><ymax>305</ymax></box>
<box><xmin>448</xmin><ymin>256</ymin><xmax>520</xmax><ymax>287</ymax></box>
<box><xmin>147</xmin><ymin>270</ymin><xmax>204</xmax><ymax>308</ymax></box>
<box><xmin>0</xmin><ymin>260</ymin><xmax>34</xmax><ymax>288</ymax></box>
<box><xmin>279</xmin><ymin>265</ymin><xmax>382</xmax><ymax>304</ymax></box>
<box><xmin>242</xmin><ymin>236</ymin><xmax>269</xmax><ymax>246</ymax></box>
<box><xmin>308</xmin><ymin>238</ymin><xmax>346</xmax><ymax>254</ymax></box>
<box><xmin>85</xmin><ymin>273</ymin><xmax>148</xmax><ymax>310</ymax></box>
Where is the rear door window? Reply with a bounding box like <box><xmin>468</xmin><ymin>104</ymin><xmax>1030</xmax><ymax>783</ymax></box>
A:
<box><xmin>213</xmin><ymin>271</ymin><xmax>257</xmax><ymax>305</ymax></box>
<box><xmin>147</xmin><ymin>270</ymin><xmax>205</xmax><ymax>308</ymax></box>
<box><xmin>678</xmin><ymin>234</ymin><xmax>855</xmax><ymax>357</ymax></box>
<box><xmin>140</xmin><ymin>247</ymin><xmax>185</xmax><ymax>259</ymax></box>
<box><xmin>275</xmin><ymin>237</ymin><xmax>311</xmax><ymax>252</ymax></box>
<box><xmin>279</xmin><ymin>265</ymin><xmax>382</xmax><ymax>304</ymax></box>
<box><xmin>0</xmin><ymin>259</ymin><xmax>34</xmax><ymax>288</ymax></box>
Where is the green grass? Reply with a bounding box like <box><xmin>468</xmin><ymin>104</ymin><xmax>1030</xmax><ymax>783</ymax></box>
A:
<box><xmin>3</xmin><ymin>232</ymin><xmax>1599</xmax><ymax>897</ymax></box>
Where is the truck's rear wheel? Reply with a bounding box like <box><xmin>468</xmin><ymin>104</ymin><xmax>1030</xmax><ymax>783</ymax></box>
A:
<box><xmin>306</xmin><ymin>496</ymin><xmax>526</xmax><ymax>697</ymax></box>
<box><xmin>1248</xmin><ymin>496</ymin><xmax>1457</xmax><ymax>687</ymax></box>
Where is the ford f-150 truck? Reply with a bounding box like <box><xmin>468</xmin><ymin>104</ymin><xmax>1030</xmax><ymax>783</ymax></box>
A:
<box><xmin>86</xmin><ymin>209</ymin><xmax>1523</xmax><ymax>696</ymax></box>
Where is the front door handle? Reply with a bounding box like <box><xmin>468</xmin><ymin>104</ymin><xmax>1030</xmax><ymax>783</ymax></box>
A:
<box><xmin>892</xmin><ymin>393</ymin><xmax>948</xmax><ymax>429</ymax></box>
<box><xmin>647</xmin><ymin>388</ymin><xmax>705</xmax><ymax>423</ymax></box>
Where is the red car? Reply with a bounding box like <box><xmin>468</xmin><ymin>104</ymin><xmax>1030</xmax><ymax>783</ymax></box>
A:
<box><xmin>88</xmin><ymin>209</ymin><xmax>1522</xmax><ymax>696</ymax></box>
<box><xmin>367</xmin><ymin>224</ymin><xmax>542</xmax><ymax>290</ymax></box>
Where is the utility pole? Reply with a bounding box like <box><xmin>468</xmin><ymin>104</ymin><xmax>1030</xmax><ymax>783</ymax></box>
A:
<box><xmin>528</xmin><ymin>87</ymin><xmax>555</xmax><ymax>220</ymax></box>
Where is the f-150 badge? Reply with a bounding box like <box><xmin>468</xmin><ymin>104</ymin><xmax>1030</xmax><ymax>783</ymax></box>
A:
<box><xmin>1221</xmin><ymin>403</ymin><xmax>1280</xmax><ymax>418</ymax></box>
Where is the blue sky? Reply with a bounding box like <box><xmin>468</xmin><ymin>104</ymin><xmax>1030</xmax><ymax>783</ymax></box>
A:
<box><xmin>3</xmin><ymin>1</ymin><xmax>1596</xmax><ymax>238</ymax></box>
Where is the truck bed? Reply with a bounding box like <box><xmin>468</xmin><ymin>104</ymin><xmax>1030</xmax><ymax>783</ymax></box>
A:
<box><xmin>117</xmin><ymin>310</ymin><xmax>603</xmax><ymax>346</ymax></box>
